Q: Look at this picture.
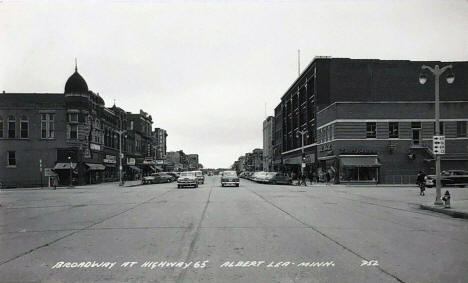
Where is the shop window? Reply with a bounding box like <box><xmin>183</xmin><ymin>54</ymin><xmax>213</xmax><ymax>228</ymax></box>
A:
<box><xmin>366</xmin><ymin>122</ymin><xmax>376</xmax><ymax>138</ymax></box>
<box><xmin>20</xmin><ymin>116</ymin><xmax>29</xmax><ymax>139</ymax></box>
<box><xmin>389</xmin><ymin>122</ymin><xmax>399</xmax><ymax>138</ymax></box>
<box><xmin>457</xmin><ymin>121</ymin><xmax>467</xmax><ymax>137</ymax></box>
<box><xmin>7</xmin><ymin>151</ymin><xmax>16</xmax><ymax>167</ymax></box>
<box><xmin>8</xmin><ymin>115</ymin><xmax>16</xmax><ymax>138</ymax></box>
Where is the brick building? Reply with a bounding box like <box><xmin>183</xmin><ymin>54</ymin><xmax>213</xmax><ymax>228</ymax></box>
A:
<box><xmin>0</xmin><ymin>65</ymin><xmax>161</xmax><ymax>188</ymax></box>
<box><xmin>273</xmin><ymin>57</ymin><xmax>468</xmax><ymax>183</ymax></box>
<box><xmin>262</xmin><ymin>116</ymin><xmax>274</xmax><ymax>171</ymax></box>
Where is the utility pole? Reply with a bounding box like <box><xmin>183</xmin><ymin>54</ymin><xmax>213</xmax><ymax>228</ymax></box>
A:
<box><xmin>419</xmin><ymin>64</ymin><xmax>454</xmax><ymax>205</ymax></box>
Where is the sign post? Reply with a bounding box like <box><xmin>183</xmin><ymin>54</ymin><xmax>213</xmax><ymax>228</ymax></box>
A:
<box><xmin>433</xmin><ymin>135</ymin><xmax>445</xmax><ymax>155</ymax></box>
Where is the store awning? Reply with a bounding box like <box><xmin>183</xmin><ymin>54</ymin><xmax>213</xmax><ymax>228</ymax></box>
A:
<box><xmin>86</xmin><ymin>163</ymin><xmax>106</xmax><ymax>171</ymax></box>
<box><xmin>54</xmin><ymin>162</ymin><xmax>77</xmax><ymax>170</ymax></box>
<box><xmin>283</xmin><ymin>156</ymin><xmax>302</xmax><ymax>165</ymax></box>
<box><xmin>150</xmin><ymin>165</ymin><xmax>156</xmax><ymax>172</ymax></box>
<box><xmin>340</xmin><ymin>156</ymin><xmax>382</xmax><ymax>167</ymax></box>
<box><xmin>104</xmin><ymin>163</ymin><xmax>116</xmax><ymax>168</ymax></box>
<box><xmin>129</xmin><ymin>165</ymin><xmax>142</xmax><ymax>172</ymax></box>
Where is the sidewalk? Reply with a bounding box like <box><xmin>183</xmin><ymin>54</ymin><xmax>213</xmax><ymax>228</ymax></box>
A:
<box><xmin>420</xmin><ymin>200</ymin><xmax>468</xmax><ymax>219</ymax></box>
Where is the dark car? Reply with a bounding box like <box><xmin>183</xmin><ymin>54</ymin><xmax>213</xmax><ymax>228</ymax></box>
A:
<box><xmin>264</xmin><ymin>172</ymin><xmax>292</xmax><ymax>185</ymax></box>
<box><xmin>156</xmin><ymin>173</ymin><xmax>174</xmax><ymax>183</ymax></box>
<box><xmin>221</xmin><ymin>171</ymin><xmax>239</xmax><ymax>187</ymax></box>
<box><xmin>426</xmin><ymin>170</ymin><xmax>468</xmax><ymax>188</ymax></box>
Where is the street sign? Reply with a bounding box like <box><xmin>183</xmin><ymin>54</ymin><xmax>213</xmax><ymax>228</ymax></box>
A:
<box><xmin>44</xmin><ymin>168</ymin><xmax>57</xmax><ymax>177</ymax></box>
<box><xmin>433</xmin><ymin>135</ymin><xmax>446</xmax><ymax>154</ymax></box>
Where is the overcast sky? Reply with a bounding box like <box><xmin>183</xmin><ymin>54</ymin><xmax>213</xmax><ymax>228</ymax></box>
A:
<box><xmin>1</xmin><ymin>0</ymin><xmax>468</xmax><ymax>168</ymax></box>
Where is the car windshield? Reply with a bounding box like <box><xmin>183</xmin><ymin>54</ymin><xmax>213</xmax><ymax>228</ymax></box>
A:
<box><xmin>180</xmin><ymin>172</ymin><xmax>195</xmax><ymax>177</ymax></box>
<box><xmin>266</xmin><ymin>172</ymin><xmax>276</xmax><ymax>177</ymax></box>
<box><xmin>223</xmin><ymin>171</ymin><xmax>237</xmax><ymax>177</ymax></box>
<box><xmin>194</xmin><ymin>171</ymin><xmax>202</xmax><ymax>176</ymax></box>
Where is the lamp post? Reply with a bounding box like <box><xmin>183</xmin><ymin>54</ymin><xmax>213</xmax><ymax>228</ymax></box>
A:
<box><xmin>296</xmin><ymin>129</ymin><xmax>309</xmax><ymax>177</ymax></box>
<box><xmin>419</xmin><ymin>64</ymin><xmax>455</xmax><ymax>205</ymax></box>
<box><xmin>117</xmin><ymin>130</ymin><xmax>127</xmax><ymax>186</ymax></box>
<box><xmin>68</xmin><ymin>156</ymin><xmax>72</xmax><ymax>187</ymax></box>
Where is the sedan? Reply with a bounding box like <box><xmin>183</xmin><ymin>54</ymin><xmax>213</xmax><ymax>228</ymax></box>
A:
<box><xmin>427</xmin><ymin>170</ymin><xmax>468</xmax><ymax>188</ymax></box>
<box><xmin>264</xmin><ymin>172</ymin><xmax>292</xmax><ymax>185</ymax></box>
<box><xmin>221</xmin><ymin>171</ymin><xmax>240</xmax><ymax>187</ymax></box>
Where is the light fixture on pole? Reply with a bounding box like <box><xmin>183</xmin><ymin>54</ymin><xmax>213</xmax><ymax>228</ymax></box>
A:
<box><xmin>419</xmin><ymin>64</ymin><xmax>454</xmax><ymax>205</ymax></box>
<box><xmin>68</xmin><ymin>156</ymin><xmax>72</xmax><ymax>187</ymax></box>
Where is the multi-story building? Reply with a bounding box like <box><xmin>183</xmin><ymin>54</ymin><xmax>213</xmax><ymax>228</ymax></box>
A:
<box><xmin>252</xmin><ymin>148</ymin><xmax>263</xmax><ymax>171</ymax></box>
<box><xmin>272</xmin><ymin>104</ymin><xmax>283</xmax><ymax>171</ymax></box>
<box><xmin>153</xmin><ymin>128</ymin><xmax>167</xmax><ymax>160</ymax></box>
<box><xmin>273</xmin><ymin>57</ymin><xmax>468</xmax><ymax>183</ymax></box>
<box><xmin>0</xmin><ymin>65</ymin><xmax>162</xmax><ymax>187</ymax></box>
<box><xmin>187</xmin><ymin>154</ymin><xmax>199</xmax><ymax>170</ymax></box>
<box><xmin>263</xmin><ymin>116</ymin><xmax>274</xmax><ymax>171</ymax></box>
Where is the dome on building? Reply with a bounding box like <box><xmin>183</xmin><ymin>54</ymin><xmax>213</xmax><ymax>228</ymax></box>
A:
<box><xmin>64</xmin><ymin>65</ymin><xmax>88</xmax><ymax>94</ymax></box>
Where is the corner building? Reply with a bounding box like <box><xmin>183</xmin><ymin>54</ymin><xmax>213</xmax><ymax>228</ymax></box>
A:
<box><xmin>274</xmin><ymin>57</ymin><xmax>468</xmax><ymax>184</ymax></box>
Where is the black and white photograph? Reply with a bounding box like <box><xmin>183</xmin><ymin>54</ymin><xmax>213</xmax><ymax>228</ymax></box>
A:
<box><xmin>1</xmin><ymin>0</ymin><xmax>468</xmax><ymax>282</ymax></box>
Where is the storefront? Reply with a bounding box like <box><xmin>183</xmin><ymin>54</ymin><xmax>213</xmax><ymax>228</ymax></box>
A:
<box><xmin>338</xmin><ymin>155</ymin><xmax>381</xmax><ymax>183</ymax></box>
<box><xmin>103</xmin><ymin>154</ymin><xmax>117</xmax><ymax>182</ymax></box>
<box><xmin>85</xmin><ymin>163</ymin><xmax>105</xmax><ymax>184</ymax></box>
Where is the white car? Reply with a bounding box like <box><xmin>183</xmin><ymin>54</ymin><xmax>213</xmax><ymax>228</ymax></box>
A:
<box><xmin>177</xmin><ymin>171</ymin><xmax>198</xmax><ymax>189</ymax></box>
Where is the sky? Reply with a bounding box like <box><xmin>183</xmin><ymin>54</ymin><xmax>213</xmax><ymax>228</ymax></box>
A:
<box><xmin>1</xmin><ymin>0</ymin><xmax>468</xmax><ymax>168</ymax></box>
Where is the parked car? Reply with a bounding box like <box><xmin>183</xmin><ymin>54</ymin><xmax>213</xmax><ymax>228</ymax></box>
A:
<box><xmin>221</xmin><ymin>171</ymin><xmax>240</xmax><ymax>187</ymax></box>
<box><xmin>156</xmin><ymin>173</ymin><xmax>174</xmax><ymax>183</ymax></box>
<box><xmin>427</xmin><ymin>170</ymin><xmax>468</xmax><ymax>188</ymax></box>
<box><xmin>264</xmin><ymin>172</ymin><xmax>293</xmax><ymax>185</ymax></box>
<box><xmin>193</xmin><ymin>170</ymin><xmax>205</xmax><ymax>184</ymax></box>
<box><xmin>177</xmin><ymin>171</ymin><xmax>198</xmax><ymax>188</ymax></box>
<box><xmin>142</xmin><ymin>175</ymin><xmax>157</xmax><ymax>184</ymax></box>
<box><xmin>252</xmin><ymin>171</ymin><xmax>268</xmax><ymax>183</ymax></box>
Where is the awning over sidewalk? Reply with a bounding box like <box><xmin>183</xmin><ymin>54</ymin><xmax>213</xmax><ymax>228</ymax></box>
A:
<box><xmin>340</xmin><ymin>156</ymin><xmax>382</xmax><ymax>167</ymax></box>
<box><xmin>85</xmin><ymin>163</ymin><xmax>106</xmax><ymax>171</ymax></box>
<box><xmin>155</xmin><ymin>166</ymin><xmax>163</xmax><ymax>171</ymax></box>
<box><xmin>54</xmin><ymin>162</ymin><xmax>77</xmax><ymax>170</ymax></box>
<box><xmin>129</xmin><ymin>165</ymin><xmax>142</xmax><ymax>172</ymax></box>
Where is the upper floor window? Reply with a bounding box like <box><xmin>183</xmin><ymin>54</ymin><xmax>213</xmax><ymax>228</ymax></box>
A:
<box><xmin>68</xmin><ymin>113</ymin><xmax>78</xmax><ymax>123</ymax></box>
<box><xmin>41</xmin><ymin>113</ymin><xmax>55</xmax><ymax>139</ymax></box>
<box><xmin>20</xmin><ymin>116</ymin><xmax>29</xmax><ymax>139</ymax></box>
<box><xmin>7</xmin><ymin>151</ymin><xmax>16</xmax><ymax>167</ymax></box>
<box><xmin>366</xmin><ymin>122</ymin><xmax>376</xmax><ymax>138</ymax></box>
<box><xmin>0</xmin><ymin>116</ymin><xmax>3</xmax><ymax>138</ymax></box>
<box><xmin>457</xmin><ymin>121</ymin><xmax>467</xmax><ymax>137</ymax></box>
<box><xmin>69</xmin><ymin>124</ymin><xmax>78</xmax><ymax>139</ymax></box>
<box><xmin>389</xmin><ymin>122</ymin><xmax>399</xmax><ymax>138</ymax></box>
<box><xmin>8</xmin><ymin>115</ymin><xmax>16</xmax><ymax>138</ymax></box>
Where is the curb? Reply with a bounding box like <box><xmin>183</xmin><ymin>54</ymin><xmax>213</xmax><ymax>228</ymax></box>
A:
<box><xmin>419</xmin><ymin>204</ymin><xmax>468</xmax><ymax>219</ymax></box>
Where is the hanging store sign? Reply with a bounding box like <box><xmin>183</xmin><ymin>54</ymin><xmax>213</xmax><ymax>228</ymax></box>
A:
<box><xmin>103</xmin><ymin>155</ymin><xmax>116</xmax><ymax>164</ymax></box>
<box><xmin>127</xmin><ymin>158</ymin><xmax>135</xmax><ymax>165</ymax></box>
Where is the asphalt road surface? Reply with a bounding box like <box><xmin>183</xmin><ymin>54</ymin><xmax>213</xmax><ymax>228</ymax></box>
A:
<box><xmin>0</xmin><ymin>176</ymin><xmax>467</xmax><ymax>282</ymax></box>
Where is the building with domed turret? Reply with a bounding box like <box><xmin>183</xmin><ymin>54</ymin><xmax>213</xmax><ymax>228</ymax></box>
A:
<box><xmin>0</xmin><ymin>64</ymin><xmax>158</xmax><ymax>188</ymax></box>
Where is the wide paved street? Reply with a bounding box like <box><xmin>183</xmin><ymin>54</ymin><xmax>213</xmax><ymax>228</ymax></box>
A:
<box><xmin>1</xmin><ymin>176</ymin><xmax>467</xmax><ymax>283</ymax></box>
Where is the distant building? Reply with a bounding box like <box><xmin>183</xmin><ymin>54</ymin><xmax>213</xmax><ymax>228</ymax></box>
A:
<box><xmin>187</xmin><ymin>154</ymin><xmax>199</xmax><ymax>170</ymax></box>
<box><xmin>263</xmin><ymin>116</ymin><xmax>274</xmax><ymax>171</ymax></box>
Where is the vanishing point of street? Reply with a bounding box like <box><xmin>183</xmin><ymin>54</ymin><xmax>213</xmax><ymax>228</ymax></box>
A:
<box><xmin>1</xmin><ymin>177</ymin><xmax>467</xmax><ymax>283</ymax></box>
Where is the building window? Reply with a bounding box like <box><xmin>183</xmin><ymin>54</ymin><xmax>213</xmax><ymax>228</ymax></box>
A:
<box><xmin>68</xmin><ymin>113</ymin><xmax>78</xmax><ymax>123</ymax></box>
<box><xmin>41</xmin><ymin>113</ymin><xmax>55</xmax><ymax>139</ymax></box>
<box><xmin>7</xmin><ymin>151</ymin><xmax>16</xmax><ymax>167</ymax></box>
<box><xmin>457</xmin><ymin>121</ymin><xmax>467</xmax><ymax>137</ymax></box>
<box><xmin>433</xmin><ymin>122</ymin><xmax>444</xmax><ymax>135</ymax></box>
<box><xmin>8</xmin><ymin>115</ymin><xmax>16</xmax><ymax>138</ymax></box>
<box><xmin>366</xmin><ymin>122</ymin><xmax>376</xmax><ymax>138</ymax></box>
<box><xmin>69</xmin><ymin>124</ymin><xmax>78</xmax><ymax>139</ymax></box>
<box><xmin>20</xmin><ymin>116</ymin><xmax>29</xmax><ymax>139</ymax></box>
<box><xmin>389</xmin><ymin>122</ymin><xmax>399</xmax><ymax>138</ymax></box>
<box><xmin>411</xmin><ymin>122</ymin><xmax>421</xmax><ymax>129</ymax></box>
<box><xmin>0</xmin><ymin>116</ymin><xmax>3</xmax><ymax>138</ymax></box>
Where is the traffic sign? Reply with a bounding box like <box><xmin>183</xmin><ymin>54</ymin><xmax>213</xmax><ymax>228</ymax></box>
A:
<box><xmin>433</xmin><ymin>135</ymin><xmax>446</xmax><ymax>154</ymax></box>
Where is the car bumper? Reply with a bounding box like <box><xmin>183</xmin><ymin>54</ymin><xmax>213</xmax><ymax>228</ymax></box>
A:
<box><xmin>222</xmin><ymin>182</ymin><xmax>239</xmax><ymax>186</ymax></box>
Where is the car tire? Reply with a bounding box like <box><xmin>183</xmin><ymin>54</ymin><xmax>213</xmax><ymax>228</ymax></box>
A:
<box><xmin>177</xmin><ymin>185</ymin><xmax>180</xmax><ymax>189</ymax></box>
<box><xmin>272</xmin><ymin>181</ymin><xmax>277</xmax><ymax>185</ymax></box>
<box><xmin>221</xmin><ymin>184</ymin><xmax>224</xmax><ymax>187</ymax></box>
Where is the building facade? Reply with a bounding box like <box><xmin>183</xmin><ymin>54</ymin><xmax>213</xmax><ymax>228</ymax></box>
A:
<box><xmin>272</xmin><ymin>57</ymin><xmax>468</xmax><ymax>183</ymax></box>
<box><xmin>0</xmin><ymin>66</ymin><xmax>163</xmax><ymax>188</ymax></box>
<box><xmin>263</xmin><ymin>116</ymin><xmax>274</xmax><ymax>171</ymax></box>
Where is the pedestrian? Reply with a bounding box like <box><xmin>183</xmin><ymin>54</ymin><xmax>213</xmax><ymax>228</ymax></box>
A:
<box><xmin>416</xmin><ymin>171</ymin><xmax>426</xmax><ymax>196</ymax></box>
<box><xmin>53</xmin><ymin>175</ymin><xmax>59</xmax><ymax>190</ymax></box>
<box><xmin>301</xmin><ymin>172</ymin><xmax>307</xmax><ymax>186</ymax></box>
<box><xmin>325</xmin><ymin>171</ymin><xmax>331</xmax><ymax>186</ymax></box>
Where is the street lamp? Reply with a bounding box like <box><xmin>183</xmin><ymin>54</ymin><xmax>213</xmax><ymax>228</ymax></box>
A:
<box><xmin>419</xmin><ymin>64</ymin><xmax>454</xmax><ymax>205</ymax></box>
<box><xmin>68</xmin><ymin>156</ymin><xmax>72</xmax><ymax>187</ymax></box>
<box><xmin>117</xmin><ymin>130</ymin><xmax>128</xmax><ymax>186</ymax></box>
<box><xmin>296</xmin><ymin>129</ymin><xmax>309</xmax><ymax>177</ymax></box>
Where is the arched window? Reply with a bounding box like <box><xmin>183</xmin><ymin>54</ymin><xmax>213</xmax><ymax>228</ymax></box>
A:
<box><xmin>0</xmin><ymin>116</ymin><xmax>3</xmax><ymax>138</ymax></box>
<box><xmin>8</xmin><ymin>115</ymin><xmax>16</xmax><ymax>138</ymax></box>
<box><xmin>20</xmin><ymin>115</ymin><xmax>29</xmax><ymax>139</ymax></box>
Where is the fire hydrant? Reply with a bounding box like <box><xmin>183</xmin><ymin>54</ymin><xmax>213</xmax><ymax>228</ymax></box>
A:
<box><xmin>442</xmin><ymin>190</ymin><xmax>451</xmax><ymax>208</ymax></box>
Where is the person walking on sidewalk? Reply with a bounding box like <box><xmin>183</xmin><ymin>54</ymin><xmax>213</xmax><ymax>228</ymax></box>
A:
<box><xmin>417</xmin><ymin>171</ymin><xmax>426</xmax><ymax>196</ymax></box>
<box><xmin>300</xmin><ymin>172</ymin><xmax>307</xmax><ymax>186</ymax></box>
<box><xmin>325</xmin><ymin>171</ymin><xmax>331</xmax><ymax>186</ymax></box>
<box><xmin>52</xmin><ymin>175</ymin><xmax>59</xmax><ymax>190</ymax></box>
